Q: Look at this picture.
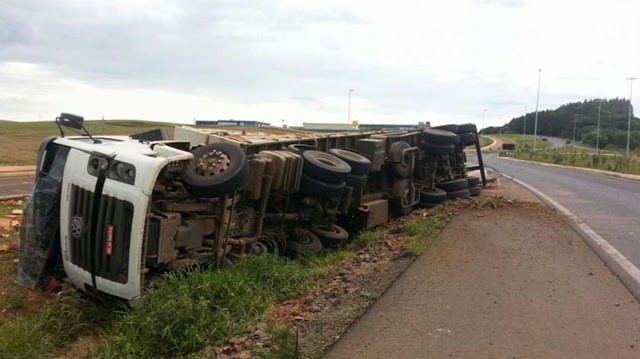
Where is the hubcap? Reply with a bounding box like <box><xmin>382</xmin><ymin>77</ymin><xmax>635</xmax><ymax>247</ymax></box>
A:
<box><xmin>196</xmin><ymin>150</ymin><xmax>231</xmax><ymax>176</ymax></box>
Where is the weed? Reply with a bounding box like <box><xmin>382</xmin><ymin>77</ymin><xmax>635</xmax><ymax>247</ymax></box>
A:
<box><xmin>351</xmin><ymin>230</ymin><xmax>385</xmax><ymax>249</ymax></box>
<box><xmin>0</xmin><ymin>290</ymin><xmax>117</xmax><ymax>359</ymax></box>
<box><xmin>253</xmin><ymin>326</ymin><xmax>300</xmax><ymax>359</ymax></box>
<box><xmin>403</xmin><ymin>212</ymin><xmax>451</xmax><ymax>255</ymax></box>
<box><xmin>300</xmin><ymin>250</ymin><xmax>349</xmax><ymax>278</ymax></box>
<box><xmin>0</xmin><ymin>291</ymin><xmax>25</xmax><ymax>310</ymax></box>
<box><xmin>96</xmin><ymin>254</ymin><xmax>312</xmax><ymax>359</ymax></box>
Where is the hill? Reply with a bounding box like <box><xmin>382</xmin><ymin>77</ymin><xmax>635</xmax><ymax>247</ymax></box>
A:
<box><xmin>0</xmin><ymin>119</ymin><xmax>179</xmax><ymax>166</ymax></box>
<box><xmin>483</xmin><ymin>99</ymin><xmax>640</xmax><ymax>150</ymax></box>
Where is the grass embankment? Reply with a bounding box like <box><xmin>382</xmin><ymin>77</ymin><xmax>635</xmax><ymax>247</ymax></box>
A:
<box><xmin>479</xmin><ymin>135</ymin><xmax>493</xmax><ymax>148</ymax></box>
<box><xmin>0</xmin><ymin>206</ymin><xmax>452</xmax><ymax>359</ymax></box>
<box><xmin>0</xmin><ymin>120</ymin><xmax>179</xmax><ymax>166</ymax></box>
<box><xmin>497</xmin><ymin>134</ymin><xmax>551</xmax><ymax>150</ymax></box>
<box><xmin>501</xmin><ymin>147</ymin><xmax>640</xmax><ymax>176</ymax></box>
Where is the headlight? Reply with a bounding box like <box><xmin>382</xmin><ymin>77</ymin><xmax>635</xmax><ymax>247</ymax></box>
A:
<box><xmin>87</xmin><ymin>155</ymin><xmax>136</xmax><ymax>185</ymax></box>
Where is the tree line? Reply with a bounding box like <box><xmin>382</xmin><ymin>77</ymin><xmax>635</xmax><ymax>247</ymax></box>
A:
<box><xmin>483</xmin><ymin>98</ymin><xmax>640</xmax><ymax>150</ymax></box>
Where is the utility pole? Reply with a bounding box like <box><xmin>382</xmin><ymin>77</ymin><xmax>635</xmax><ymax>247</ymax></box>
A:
<box><xmin>626</xmin><ymin>77</ymin><xmax>637</xmax><ymax>155</ymax></box>
<box><xmin>348</xmin><ymin>89</ymin><xmax>354</xmax><ymax>124</ymax></box>
<box><xmin>596</xmin><ymin>100</ymin><xmax>603</xmax><ymax>153</ymax></box>
<box><xmin>572</xmin><ymin>114</ymin><xmax>578</xmax><ymax>145</ymax></box>
<box><xmin>533</xmin><ymin>69</ymin><xmax>542</xmax><ymax>150</ymax></box>
<box><xmin>482</xmin><ymin>109</ymin><xmax>487</xmax><ymax>135</ymax></box>
<box><xmin>523</xmin><ymin>105</ymin><xmax>527</xmax><ymax>137</ymax></box>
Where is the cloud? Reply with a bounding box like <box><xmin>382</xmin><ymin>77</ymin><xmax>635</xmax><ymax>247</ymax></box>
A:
<box><xmin>0</xmin><ymin>0</ymin><xmax>638</xmax><ymax>128</ymax></box>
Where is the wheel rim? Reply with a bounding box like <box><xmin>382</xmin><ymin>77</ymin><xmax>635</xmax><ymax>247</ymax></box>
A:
<box><xmin>196</xmin><ymin>149</ymin><xmax>231</xmax><ymax>176</ymax></box>
<box><xmin>317</xmin><ymin>156</ymin><xmax>341</xmax><ymax>167</ymax></box>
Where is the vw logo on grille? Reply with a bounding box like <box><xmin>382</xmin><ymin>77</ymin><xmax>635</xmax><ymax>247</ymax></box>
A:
<box><xmin>70</xmin><ymin>216</ymin><xmax>83</xmax><ymax>239</ymax></box>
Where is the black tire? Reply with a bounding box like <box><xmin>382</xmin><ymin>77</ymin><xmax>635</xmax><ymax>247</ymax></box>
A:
<box><xmin>434</xmin><ymin>124</ymin><xmax>459</xmax><ymax>133</ymax></box>
<box><xmin>466</xmin><ymin>176</ymin><xmax>480</xmax><ymax>188</ymax></box>
<box><xmin>421</xmin><ymin>141</ymin><xmax>455</xmax><ymax>156</ymax></box>
<box><xmin>388</xmin><ymin>141</ymin><xmax>413</xmax><ymax>177</ymax></box>
<box><xmin>469</xmin><ymin>186</ymin><xmax>481</xmax><ymax>197</ymax></box>
<box><xmin>302</xmin><ymin>150</ymin><xmax>351</xmax><ymax>184</ymax></box>
<box><xmin>421</xmin><ymin>128</ymin><xmax>458</xmax><ymax>146</ymax></box>
<box><xmin>435</xmin><ymin>178</ymin><xmax>468</xmax><ymax>192</ymax></box>
<box><xmin>312</xmin><ymin>224</ymin><xmax>349</xmax><ymax>248</ymax></box>
<box><xmin>420</xmin><ymin>188</ymin><xmax>447</xmax><ymax>204</ymax></box>
<box><xmin>459</xmin><ymin>133</ymin><xmax>477</xmax><ymax>146</ymax></box>
<box><xmin>287</xmin><ymin>228</ymin><xmax>323</xmax><ymax>256</ymax></box>
<box><xmin>346</xmin><ymin>173</ymin><xmax>367</xmax><ymax>188</ymax></box>
<box><xmin>328</xmin><ymin>148</ymin><xmax>371</xmax><ymax>175</ymax></box>
<box><xmin>447</xmin><ymin>189</ymin><xmax>471</xmax><ymax>200</ymax></box>
<box><xmin>299</xmin><ymin>173</ymin><xmax>345</xmax><ymax>198</ymax></box>
<box><xmin>182</xmin><ymin>143</ymin><xmax>247</xmax><ymax>198</ymax></box>
<box><xmin>457</xmin><ymin>123</ymin><xmax>477</xmax><ymax>134</ymax></box>
<box><xmin>287</xmin><ymin>143</ymin><xmax>316</xmax><ymax>154</ymax></box>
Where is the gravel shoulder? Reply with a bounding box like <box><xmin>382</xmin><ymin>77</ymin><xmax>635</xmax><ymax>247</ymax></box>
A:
<box><xmin>326</xmin><ymin>177</ymin><xmax>640</xmax><ymax>358</ymax></box>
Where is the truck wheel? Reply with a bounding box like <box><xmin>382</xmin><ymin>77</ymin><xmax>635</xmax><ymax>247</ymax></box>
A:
<box><xmin>457</xmin><ymin>123</ymin><xmax>477</xmax><ymax>134</ymax></box>
<box><xmin>466</xmin><ymin>176</ymin><xmax>480</xmax><ymax>188</ymax></box>
<box><xmin>421</xmin><ymin>142</ymin><xmax>455</xmax><ymax>156</ymax></box>
<box><xmin>312</xmin><ymin>224</ymin><xmax>349</xmax><ymax>248</ymax></box>
<box><xmin>435</xmin><ymin>178</ymin><xmax>468</xmax><ymax>192</ymax></box>
<box><xmin>287</xmin><ymin>228</ymin><xmax>323</xmax><ymax>257</ymax></box>
<box><xmin>346</xmin><ymin>173</ymin><xmax>367</xmax><ymax>188</ymax></box>
<box><xmin>182</xmin><ymin>143</ymin><xmax>247</xmax><ymax>198</ymax></box>
<box><xmin>302</xmin><ymin>150</ymin><xmax>351</xmax><ymax>184</ymax></box>
<box><xmin>287</xmin><ymin>143</ymin><xmax>316</xmax><ymax>154</ymax></box>
<box><xmin>389</xmin><ymin>141</ymin><xmax>413</xmax><ymax>178</ymax></box>
<box><xmin>420</xmin><ymin>188</ymin><xmax>447</xmax><ymax>204</ymax></box>
<box><xmin>434</xmin><ymin>124</ymin><xmax>459</xmax><ymax>133</ymax></box>
<box><xmin>469</xmin><ymin>186</ymin><xmax>482</xmax><ymax>197</ymax></box>
<box><xmin>421</xmin><ymin>128</ymin><xmax>458</xmax><ymax>146</ymax></box>
<box><xmin>459</xmin><ymin>133</ymin><xmax>477</xmax><ymax>146</ymax></box>
<box><xmin>447</xmin><ymin>189</ymin><xmax>471</xmax><ymax>200</ymax></box>
<box><xmin>328</xmin><ymin>149</ymin><xmax>371</xmax><ymax>175</ymax></box>
<box><xmin>299</xmin><ymin>173</ymin><xmax>345</xmax><ymax>198</ymax></box>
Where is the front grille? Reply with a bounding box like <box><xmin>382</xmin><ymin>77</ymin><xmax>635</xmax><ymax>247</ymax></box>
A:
<box><xmin>69</xmin><ymin>185</ymin><xmax>133</xmax><ymax>284</ymax></box>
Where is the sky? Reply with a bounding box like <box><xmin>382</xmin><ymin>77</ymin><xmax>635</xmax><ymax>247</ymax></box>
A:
<box><xmin>1</xmin><ymin>0</ymin><xmax>639</xmax><ymax>129</ymax></box>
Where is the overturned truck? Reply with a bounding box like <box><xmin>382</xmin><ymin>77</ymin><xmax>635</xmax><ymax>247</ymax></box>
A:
<box><xmin>18</xmin><ymin>114</ymin><xmax>485</xmax><ymax>301</ymax></box>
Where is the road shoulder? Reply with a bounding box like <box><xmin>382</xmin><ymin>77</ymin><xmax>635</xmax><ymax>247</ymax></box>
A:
<box><xmin>326</xmin><ymin>180</ymin><xmax>640</xmax><ymax>358</ymax></box>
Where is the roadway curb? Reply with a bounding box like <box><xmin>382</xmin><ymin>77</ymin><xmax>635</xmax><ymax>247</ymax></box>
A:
<box><xmin>498</xmin><ymin>156</ymin><xmax>640</xmax><ymax>182</ymax></box>
<box><xmin>494</xmin><ymin>170</ymin><xmax>640</xmax><ymax>301</ymax></box>
<box><xmin>0</xmin><ymin>166</ymin><xmax>36</xmax><ymax>179</ymax></box>
<box><xmin>0</xmin><ymin>194</ymin><xmax>29</xmax><ymax>201</ymax></box>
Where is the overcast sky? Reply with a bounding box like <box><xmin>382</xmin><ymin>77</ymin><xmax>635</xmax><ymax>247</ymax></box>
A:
<box><xmin>1</xmin><ymin>0</ymin><xmax>639</xmax><ymax>128</ymax></box>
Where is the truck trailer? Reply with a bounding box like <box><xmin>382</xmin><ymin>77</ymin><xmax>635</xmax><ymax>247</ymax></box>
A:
<box><xmin>17</xmin><ymin>113</ymin><xmax>485</xmax><ymax>301</ymax></box>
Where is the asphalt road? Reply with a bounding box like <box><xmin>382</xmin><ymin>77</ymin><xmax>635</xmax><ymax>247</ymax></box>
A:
<box><xmin>484</xmin><ymin>153</ymin><xmax>640</xmax><ymax>268</ymax></box>
<box><xmin>0</xmin><ymin>175</ymin><xmax>34</xmax><ymax>197</ymax></box>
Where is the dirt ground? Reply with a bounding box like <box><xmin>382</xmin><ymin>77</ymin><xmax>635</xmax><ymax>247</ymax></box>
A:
<box><xmin>325</xmin><ymin>176</ymin><xmax>640</xmax><ymax>359</ymax></box>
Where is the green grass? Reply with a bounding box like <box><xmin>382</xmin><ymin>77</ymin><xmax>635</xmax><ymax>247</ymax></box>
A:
<box><xmin>0</xmin><ymin>291</ymin><xmax>117</xmax><ymax>359</ymax></box>
<box><xmin>0</xmin><ymin>291</ymin><xmax>25</xmax><ymax>311</ymax></box>
<box><xmin>501</xmin><ymin>147</ymin><xmax>640</xmax><ymax>175</ymax></box>
<box><xmin>479</xmin><ymin>135</ymin><xmax>493</xmax><ymax>148</ymax></box>
<box><xmin>0</xmin><ymin>210</ymin><xmax>453</xmax><ymax>358</ymax></box>
<box><xmin>0</xmin><ymin>119</ymin><xmax>178</xmax><ymax>166</ymax></box>
<box><xmin>352</xmin><ymin>230</ymin><xmax>385</xmax><ymax>249</ymax></box>
<box><xmin>403</xmin><ymin>210</ymin><xmax>451</xmax><ymax>255</ymax></box>
<box><xmin>497</xmin><ymin>134</ymin><xmax>550</xmax><ymax>150</ymax></box>
<box><xmin>95</xmin><ymin>254</ymin><xmax>313</xmax><ymax>359</ymax></box>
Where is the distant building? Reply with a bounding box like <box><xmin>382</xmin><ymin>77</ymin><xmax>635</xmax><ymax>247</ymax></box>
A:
<box><xmin>302</xmin><ymin>122</ymin><xmax>429</xmax><ymax>131</ymax></box>
<box><xmin>195</xmin><ymin>120</ymin><xmax>271</xmax><ymax>127</ymax></box>
<box><xmin>303</xmin><ymin>122</ymin><xmax>356</xmax><ymax>131</ymax></box>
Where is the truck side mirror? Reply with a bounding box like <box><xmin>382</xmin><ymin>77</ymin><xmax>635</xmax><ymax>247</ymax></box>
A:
<box><xmin>58</xmin><ymin>113</ymin><xmax>84</xmax><ymax>130</ymax></box>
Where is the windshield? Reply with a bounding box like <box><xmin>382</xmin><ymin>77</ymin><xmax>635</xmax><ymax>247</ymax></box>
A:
<box><xmin>16</xmin><ymin>144</ymin><xmax>69</xmax><ymax>288</ymax></box>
